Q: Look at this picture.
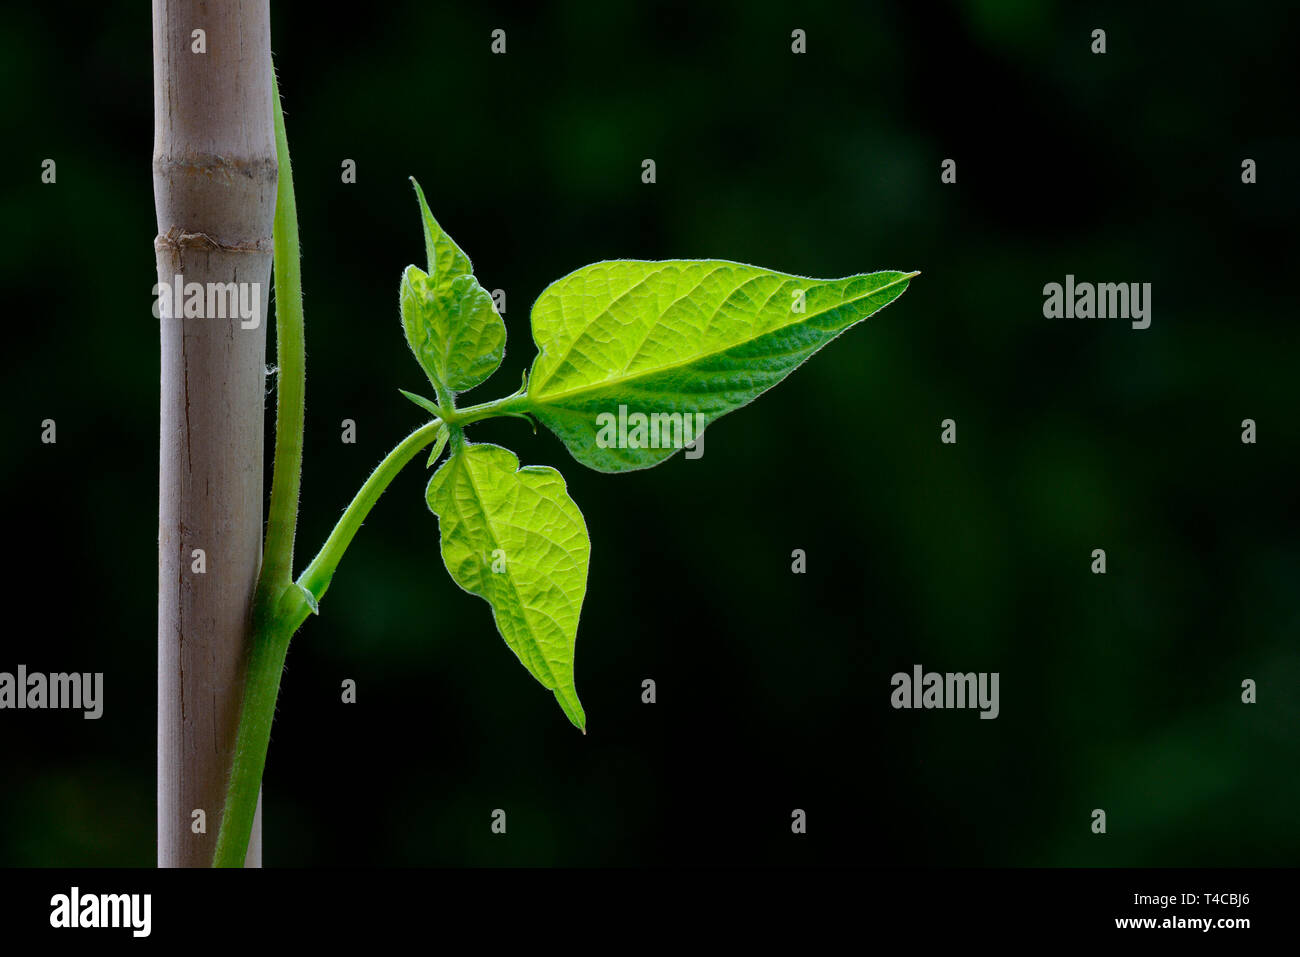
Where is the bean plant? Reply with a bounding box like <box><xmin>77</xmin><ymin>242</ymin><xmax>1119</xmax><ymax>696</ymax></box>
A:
<box><xmin>212</xmin><ymin>71</ymin><xmax>918</xmax><ymax>866</ymax></box>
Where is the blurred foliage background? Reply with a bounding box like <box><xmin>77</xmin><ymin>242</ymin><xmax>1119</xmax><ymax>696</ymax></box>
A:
<box><xmin>0</xmin><ymin>0</ymin><xmax>1296</xmax><ymax>866</ymax></box>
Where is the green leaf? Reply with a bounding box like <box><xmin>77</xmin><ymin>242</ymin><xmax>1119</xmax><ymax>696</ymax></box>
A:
<box><xmin>522</xmin><ymin>260</ymin><xmax>918</xmax><ymax>472</ymax></box>
<box><xmin>410</xmin><ymin>177</ymin><xmax>472</xmax><ymax>288</ymax></box>
<box><xmin>400</xmin><ymin>268</ymin><xmax>505</xmax><ymax>398</ymax></box>
<box><xmin>426</xmin><ymin>440</ymin><xmax>590</xmax><ymax>731</ymax></box>
<box><xmin>400</xmin><ymin>180</ymin><xmax>505</xmax><ymax>399</ymax></box>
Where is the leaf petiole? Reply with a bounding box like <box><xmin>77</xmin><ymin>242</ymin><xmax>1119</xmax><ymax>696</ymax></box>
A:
<box><xmin>441</xmin><ymin>388</ymin><xmax>532</xmax><ymax>427</ymax></box>
<box><xmin>296</xmin><ymin>418</ymin><xmax>447</xmax><ymax>605</ymax></box>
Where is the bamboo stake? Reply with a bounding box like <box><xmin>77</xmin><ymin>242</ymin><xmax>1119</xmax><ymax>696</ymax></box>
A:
<box><xmin>152</xmin><ymin>0</ymin><xmax>276</xmax><ymax>867</ymax></box>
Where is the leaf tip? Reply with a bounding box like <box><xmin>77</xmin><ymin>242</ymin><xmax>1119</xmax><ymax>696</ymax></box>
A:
<box><xmin>555</xmin><ymin>689</ymin><xmax>586</xmax><ymax>733</ymax></box>
<box><xmin>409</xmin><ymin>176</ymin><xmax>433</xmax><ymax>218</ymax></box>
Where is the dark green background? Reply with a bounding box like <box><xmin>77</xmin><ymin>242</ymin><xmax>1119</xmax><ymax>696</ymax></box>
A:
<box><xmin>1</xmin><ymin>0</ymin><xmax>1296</xmax><ymax>865</ymax></box>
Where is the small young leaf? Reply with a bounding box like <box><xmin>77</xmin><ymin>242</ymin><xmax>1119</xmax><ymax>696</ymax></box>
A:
<box><xmin>400</xmin><ymin>181</ymin><xmax>506</xmax><ymax>399</ymax></box>
<box><xmin>401</xmin><ymin>268</ymin><xmax>505</xmax><ymax>398</ymax></box>
<box><xmin>522</xmin><ymin>261</ymin><xmax>917</xmax><ymax>472</ymax></box>
<box><xmin>426</xmin><ymin>441</ymin><xmax>590</xmax><ymax>730</ymax></box>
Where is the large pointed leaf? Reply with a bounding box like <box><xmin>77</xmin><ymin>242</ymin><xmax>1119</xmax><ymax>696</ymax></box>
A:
<box><xmin>400</xmin><ymin>179</ymin><xmax>505</xmax><ymax>398</ymax></box>
<box><xmin>426</xmin><ymin>441</ymin><xmax>590</xmax><ymax>730</ymax></box>
<box><xmin>522</xmin><ymin>260</ymin><xmax>917</xmax><ymax>472</ymax></box>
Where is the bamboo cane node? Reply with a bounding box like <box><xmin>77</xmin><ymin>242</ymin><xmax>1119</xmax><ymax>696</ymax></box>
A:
<box><xmin>154</xmin><ymin>226</ymin><xmax>271</xmax><ymax>254</ymax></box>
<box><xmin>152</xmin><ymin>152</ymin><xmax>278</xmax><ymax>183</ymax></box>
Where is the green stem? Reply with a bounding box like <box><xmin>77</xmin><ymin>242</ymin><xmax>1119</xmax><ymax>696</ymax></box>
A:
<box><xmin>212</xmin><ymin>63</ymin><xmax>305</xmax><ymax>868</ymax></box>
<box><xmin>443</xmin><ymin>390</ymin><xmax>531</xmax><ymax>427</ymax></box>
<box><xmin>259</xmin><ymin>66</ymin><xmax>307</xmax><ymax>600</ymax></box>
<box><xmin>297</xmin><ymin>419</ymin><xmax>445</xmax><ymax>602</ymax></box>
<box><xmin>212</xmin><ymin>418</ymin><xmax>445</xmax><ymax>866</ymax></box>
<box><xmin>211</xmin><ymin>611</ymin><xmax>291</xmax><ymax>867</ymax></box>
<box><xmin>212</xmin><ymin>61</ymin><xmax>531</xmax><ymax>869</ymax></box>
